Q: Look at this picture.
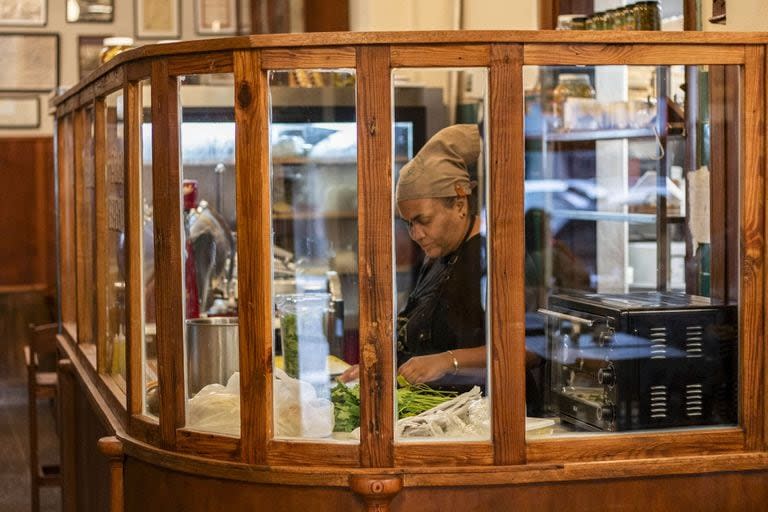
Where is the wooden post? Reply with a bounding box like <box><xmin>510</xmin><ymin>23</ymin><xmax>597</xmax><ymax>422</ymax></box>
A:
<box><xmin>349</xmin><ymin>475</ymin><xmax>403</xmax><ymax>512</ymax></box>
<box><xmin>57</xmin><ymin>358</ymin><xmax>77</xmax><ymax>512</ymax></box>
<box><xmin>97</xmin><ymin>436</ymin><xmax>125</xmax><ymax>512</ymax></box>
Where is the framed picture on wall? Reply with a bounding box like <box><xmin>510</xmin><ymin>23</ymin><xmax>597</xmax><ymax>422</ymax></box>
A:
<box><xmin>79</xmin><ymin>35</ymin><xmax>109</xmax><ymax>80</ymax></box>
<box><xmin>135</xmin><ymin>0</ymin><xmax>181</xmax><ymax>39</ymax></box>
<box><xmin>195</xmin><ymin>0</ymin><xmax>237</xmax><ymax>35</ymax></box>
<box><xmin>0</xmin><ymin>95</ymin><xmax>41</xmax><ymax>128</ymax></box>
<box><xmin>66</xmin><ymin>0</ymin><xmax>114</xmax><ymax>23</ymax></box>
<box><xmin>0</xmin><ymin>0</ymin><xmax>47</xmax><ymax>26</ymax></box>
<box><xmin>0</xmin><ymin>34</ymin><xmax>59</xmax><ymax>92</ymax></box>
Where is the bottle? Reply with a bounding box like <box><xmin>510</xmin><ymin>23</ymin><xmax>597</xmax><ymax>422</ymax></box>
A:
<box><xmin>183</xmin><ymin>179</ymin><xmax>200</xmax><ymax>319</ymax></box>
<box><xmin>100</xmin><ymin>37</ymin><xmax>134</xmax><ymax>63</ymax></box>
<box><xmin>552</xmin><ymin>74</ymin><xmax>596</xmax><ymax>130</ymax></box>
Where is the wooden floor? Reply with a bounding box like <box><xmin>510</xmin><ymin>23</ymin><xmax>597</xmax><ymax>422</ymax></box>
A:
<box><xmin>0</xmin><ymin>292</ymin><xmax>60</xmax><ymax>512</ymax></box>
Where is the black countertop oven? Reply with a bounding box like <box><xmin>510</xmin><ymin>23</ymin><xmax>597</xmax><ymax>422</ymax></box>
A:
<box><xmin>539</xmin><ymin>291</ymin><xmax>738</xmax><ymax>432</ymax></box>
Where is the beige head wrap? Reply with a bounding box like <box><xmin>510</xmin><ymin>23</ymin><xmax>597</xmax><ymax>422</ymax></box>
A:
<box><xmin>395</xmin><ymin>124</ymin><xmax>481</xmax><ymax>203</ymax></box>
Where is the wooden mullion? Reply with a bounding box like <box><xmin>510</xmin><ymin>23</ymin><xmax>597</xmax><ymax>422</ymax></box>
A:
<box><xmin>725</xmin><ymin>65</ymin><xmax>741</xmax><ymax>303</ymax></box>
<box><xmin>151</xmin><ymin>60</ymin><xmax>185</xmax><ymax>449</ymax></box>
<box><xmin>356</xmin><ymin>45</ymin><xmax>394</xmax><ymax>468</ymax></box>
<box><xmin>394</xmin><ymin>444</ymin><xmax>492</xmax><ymax>466</ymax></box>
<box><xmin>234</xmin><ymin>49</ymin><xmax>271</xmax><ymax>464</ymax></box>
<box><xmin>75</xmin><ymin>106</ymin><xmax>95</xmax><ymax>347</ymax></box>
<box><xmin>166</xmin><ymin>52</ymin><xmax>234</xmax><ymax>76</ymax></box>
<box><xmin>741</xmin><ymin>45</ymin><xmax>765</xmax><ymax>451</ymax></box>
<box><xmin>538</xmin><ymin>0</ymin><xmax>557</xmax><ymax>30</ymax></box>
<box><xmin>260</xmin><ymin>47</ymin><xmax>356</xmax><ymax>69</ymax></box>
<box><xmin>58</xmin><ymin>115</ymin><xmax>78</xmax><ymax>337</ymax></box>
<box><xmin>129</xmin><ymin>415</ymin><xmax>161</xmax><ymax>446</ymax></box>
<box><xmin>125</xmin><ymin>77</ymin><xmax>143</xmax><ymax>418</ymax></box>
<box><xmin>527</xmin><ymin>429</ymin><xmax>745</xmax><ymax>463</ymax></box>
<box><xmin>390</xmin><ymin>45</ymin><xmax>491</xmax><ymax>67</ymax></box>
<box><xmin>266</xmin><ymin>441</ymin><xmax>358</xmax><ymax>466</ymax></box>
<box><xmin>524</xmin><ymin>44</ymin><xmax>746</xmax><ymax>66</ymax></box>
<box><xmin>94</xmin><ymin>97</ymin><xmax>108</xmax><ymax>371</ymax></box>
<box><xmin>489</xmin><ymin>43</ymin><xmax>525</xmax><ymax>466</ymax></box>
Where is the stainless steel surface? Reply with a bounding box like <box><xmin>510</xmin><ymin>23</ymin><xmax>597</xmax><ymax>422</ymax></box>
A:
<box><xmin>186</xmin><ymin>317</ymin><xmax>239</xmax><ymax>396</ymax></box>
<box><xmin>537</xmin><ymin>308</ymin><xmax>595</xmax><ymax>326</ymax></box>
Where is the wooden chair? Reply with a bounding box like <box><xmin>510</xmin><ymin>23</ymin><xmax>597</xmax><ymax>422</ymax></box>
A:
<box><xmin>25</xmin><ymin>323</ymin><xmax>61</xmax><ymax>512</ymax></box>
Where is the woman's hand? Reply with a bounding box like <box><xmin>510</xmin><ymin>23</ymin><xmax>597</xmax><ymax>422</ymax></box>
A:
<box><xmin>338</xmin><ymin>364</ymin><xmax>359</xmax><ymax>383</ymax></box>
<box><xmin>397</xmin><ymin>352</ymin><xmax>453</xmax><ymax>384</ymax></box>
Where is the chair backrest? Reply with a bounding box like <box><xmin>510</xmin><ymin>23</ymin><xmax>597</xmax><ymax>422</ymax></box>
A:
<box><xmin>27</xmin><ymin>323</ymin><xmax>59</xmax><ymax>372</ymax></box>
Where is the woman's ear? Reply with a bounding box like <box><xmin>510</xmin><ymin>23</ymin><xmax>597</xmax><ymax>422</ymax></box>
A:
<box><xmin>457</xmin><ymin>196</ymin><xmax>468</xmax><ymax>213</ymax></box>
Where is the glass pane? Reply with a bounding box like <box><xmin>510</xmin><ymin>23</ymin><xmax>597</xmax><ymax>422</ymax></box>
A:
<box><xmin>140</xmin><ymin>80</ymin><xmax>159</xmax><ymax>418</ymax></box>
<box><xmin>179</xmin><ymin>74</ymin><xmax>240</xmax><ymax>436</ymax></box>
<box><xmin>104</xmin><ymin>89</ymin><xmax>127</xmax><ymax>389</ymax></box>
<box><xmin>524</xmin><ymin>64</ymin><xmax>739</xmax><ymax>437</ymax></box>
<box><xmin>78</xmin><ymin>106</ymin><xmax>97</xmax><ymax>352</ymax></box>
<box><xmin>269</xmin><ymin>69</ymin><xmax>359</xmax><ymax>442</ymax></box>
<box><xmin>392</xmin><ymin>68</ymin><xmax>490</xmax><ymax>442</ymax></box>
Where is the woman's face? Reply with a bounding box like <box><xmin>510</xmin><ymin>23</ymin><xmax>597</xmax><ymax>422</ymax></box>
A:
<box><xmin>398</xmin><ymin>197</ymin><xmax>467</xmax><ymax>259</ymax></box>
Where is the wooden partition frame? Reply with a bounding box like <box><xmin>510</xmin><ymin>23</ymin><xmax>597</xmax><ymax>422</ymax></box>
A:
<box><xmin>50</xmin><ymin>33</ymin><xmax>768</xmax><ymax>474</ymax></box>
<box><xmin>523</xmin><ymin>43</ymin><xmax>765</xmax><ymax>463</ymax></box>
<box><xmin>57</xmin><ymin>114</ymin><xmax>78</xmax><ymax>338</ymax></box>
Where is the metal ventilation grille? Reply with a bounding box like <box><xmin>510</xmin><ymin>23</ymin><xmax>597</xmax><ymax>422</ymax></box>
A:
<box><xmin>685</xmin><ymin>325</ymin><xmax>704</xmax><ymax>358</ymax></box>
<box><xmin>650</xmin><ymin>327</ymin><xmax>667</xmax><ymax>359</ymax></box>
<box><xmin>650</xmin><ymin>385</ymin><xmax>668</xmax><ymax>419</ymax></box>
<box><xmin>686</xmin><ymin>384</ymin><xmax>704</xmax><ymax>417</ymax></box>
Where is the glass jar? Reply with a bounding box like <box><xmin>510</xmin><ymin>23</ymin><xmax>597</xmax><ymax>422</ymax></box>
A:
<box><xmin>622</xmin><ymin>5</ymin><xmax>636</xmax><ymax>30</ymax></box>
<box><xmin>275</xmin><ymin>293</ymin><xmax>332</xmax><ymax>382</ymax></box>
<box><xmin>556</xmin><ymin>14</ymin><xmax>583</xmax><ymax>30</ymax></box>
<box><xmin>635</xmin><ymin>1</ymin><xmax>662</xmax><ymax>30</ymax></box>
<box><xmin>552</xmin><ymin>74</ymin><xmax>596</xmax><ymax>130</ymax></box>
<box><xmin>570</xmin><ymin>16</ymin><xmax>587</xmax><ymax>30</ymax></box>
<box><xmin>604</xmin><ymin>9</ymin><xmax>618</xmax><ymax>30</ymax></box>
<box><xmin>100</xmin><ymin>37</ymin><xmax>134</xmax><ymax>63</ymax></box>
<box><xmin>590</xmin><ymin>12</ymin><xmax>606</xmax><ymax>30</ymax></box>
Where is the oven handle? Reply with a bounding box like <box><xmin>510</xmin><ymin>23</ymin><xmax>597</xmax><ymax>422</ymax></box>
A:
<box><xmin>537</xmin><ymin>308</ymin><xmax>595</xmax><ymax>326</ymax></box>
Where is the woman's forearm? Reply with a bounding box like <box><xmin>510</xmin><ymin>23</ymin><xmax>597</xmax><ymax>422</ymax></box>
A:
<box><xmin>451</xmin><ymin>346</ymin><xmax>487</xmax><ymax>370</ymax></box>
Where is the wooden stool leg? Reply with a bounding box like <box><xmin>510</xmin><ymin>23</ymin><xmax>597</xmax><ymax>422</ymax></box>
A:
<box><xmin>28</xmin><ymin>358</ymin><xmax>40</xmax><ymax>512</ymax></box>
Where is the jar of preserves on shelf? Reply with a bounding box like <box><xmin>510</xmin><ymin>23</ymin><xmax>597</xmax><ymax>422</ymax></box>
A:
<box><xmin>622</xmin><ymin>5</ymin><xmax>636</xmax><ymax>30</ymax></box>
<box><xmin>100</xmin><ymin>37</ymin><xmax>134</xmax><ymax>63</ymax></box>
<box><xmin>556</xmin><ymin>14</ymin><xmax>587</xmax><ymax>30</ymax></box>
<box><xmin>590</xmin><ymin>12</ymin><xmax>606</xmax><ymax>30</ymax></box>
<box><xmin>604</xmin><ymin>9</ymin><xmax>618</xmax><ymax>30</ymax></box>
<box><xmin>635</xmin><ymin>1</ymin><xmax>662</xmax><ymax>30</ymax></box>
<box><xmin>552</xmin><ymin>73</ymin><xmax>596</xmax><ymax>130</ymax></box>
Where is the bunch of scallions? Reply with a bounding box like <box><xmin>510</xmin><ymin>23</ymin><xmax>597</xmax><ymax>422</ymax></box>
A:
<box><xmin>330</xmin><ymin>375</ymin><xmax>457</xmax><ymax>432</ymax></box>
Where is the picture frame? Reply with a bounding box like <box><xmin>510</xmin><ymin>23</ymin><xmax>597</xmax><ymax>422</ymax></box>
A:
<box><xmin>195</xmin><ymin>0</ymin><xmax>237</xmax><ymax>35</ymax></box>
<box><xmin>66</xmin><ymin>0</ymin><xmax>114</xmax><ymax>23</ymax></box>
<box><xmin>135</xmin><ymin>0</ymin><xmax>180</xmax><ymax>39</ymax></box>
<box><xmin>0</xmin><ymin>34</ymin><xmax>59</xmax><ymax>92</ymax></box>
<box><xmin>78</xmin><ymin>35</ymin><xmax>110</xmax><ymax>81</ymax></box>
<box><xmin>0</xmin><ymin>0</ymin><xmax>47</xmax><ymax>26</ymax></box>
<box><xmin>0</xmin><ymin>95</ymin><xmax>41</xmax><ymax>129</ymax></box>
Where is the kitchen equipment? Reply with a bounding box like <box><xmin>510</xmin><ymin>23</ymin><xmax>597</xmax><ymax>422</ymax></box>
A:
<box><xmin>186</xmin><ymin>317</ymin><xmax>239</xmax><ymax>397</ymax></box>
<box><xmin>540</xmin><ymin>291</ymin><xmax>738</xmax><ymax>431</ymax></box>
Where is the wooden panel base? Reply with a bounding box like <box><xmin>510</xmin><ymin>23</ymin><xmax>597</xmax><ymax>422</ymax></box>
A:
<box><xmin>122</xmin><ymin>455</ymin><xmax>768</xmax><ymax>512</ymax></box>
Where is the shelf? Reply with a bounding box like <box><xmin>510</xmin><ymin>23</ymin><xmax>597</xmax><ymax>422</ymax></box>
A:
<box><xmin>551</xmin><ymin>209</ymin><xmax>657</xmax><ymax>224</ymax></box>
<box><xmin>526</xmin><ymin>128</ymin><xmax>655</xmax><ymax>142</ymax></box>
<box><xmin>272</xmin><ymin>156</ymin><xmax>409</xmax><ymax>165</ymax></box>
<box><xmin>273</xmin><ymin>156</ymin><xmax>356</xmax><ymax>165</ymax></box>
<box><xmin>273</xmin><ymin>210</ymin><xmax>356</xmax><ymax>220</ymax></box>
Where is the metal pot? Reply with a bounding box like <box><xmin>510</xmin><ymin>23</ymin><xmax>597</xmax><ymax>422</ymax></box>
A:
<box><xmin>186</xmin><ymin>317</ymin><xmax>239</xmax><ymax>397</ymax></box>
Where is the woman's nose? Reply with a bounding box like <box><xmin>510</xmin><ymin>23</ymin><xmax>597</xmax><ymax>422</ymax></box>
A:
<box><xmin>409</xmin><ymin>224</ymin><xmax>425</xmax><ymax>240</ymax></box>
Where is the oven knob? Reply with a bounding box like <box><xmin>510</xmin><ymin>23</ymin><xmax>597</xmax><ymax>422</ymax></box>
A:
<box><xmin>597</xmin><ymin>403</ymin><xmax>615</xmax><ymax>423</ymax></box>
<box><xmin>598</xmin><ymin>366</ymin><xmax>615</xmax><ymax>387</ymax></box>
